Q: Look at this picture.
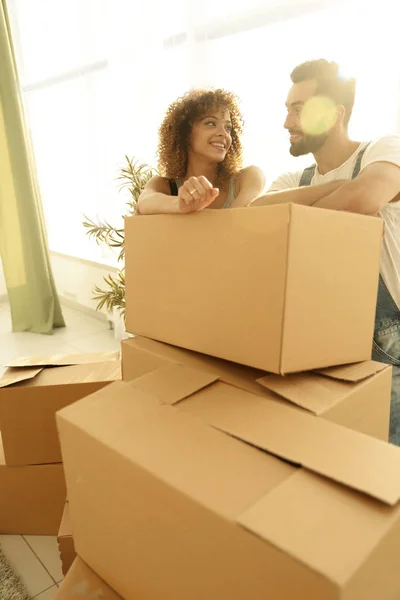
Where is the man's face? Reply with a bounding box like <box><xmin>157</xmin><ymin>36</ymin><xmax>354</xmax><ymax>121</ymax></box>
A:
<box><xmin>284</xmin><ymin>79</ymin><xmax>336</xmax><ymax>156</ymax></box>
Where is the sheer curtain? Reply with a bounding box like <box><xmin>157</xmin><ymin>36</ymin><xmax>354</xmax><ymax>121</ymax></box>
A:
<box><xmin>7</xmin><ymin>0</ymin><xmax>400</xmax><ymax>262</ymax></box>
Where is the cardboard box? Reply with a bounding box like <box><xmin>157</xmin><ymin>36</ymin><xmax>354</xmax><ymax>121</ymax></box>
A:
<box><xmin>125</xmin><ymin>205</ymin><xmax>383</xmax><ymax>373</ymax></box>
<box><xmin>0</xmin><ymin>433</ymin><xmax>66</xmax><ymax>534</ymax></box>
<box><xmin>57</xmin><ymin>370</ymin><xmax>400</xmax><ymax>600</ymax></box>
<box><xmin>55</xmin><ymin>556</ymin><xmax>122</xmax><ymax>600</ymax></box>
<box><xmin>0</xmin><ymin>351</ymin><xmax>120</xmax><ymax>466</ymax></box>
<box><xmin>121</xmin><ymin>336</ymin><xmax>391</xmax><ymax>441</ymax></box>
<box><xmin>58</xmin><ymin>501</ymin><xmax>76</xmax><ymax>576</ymax></box>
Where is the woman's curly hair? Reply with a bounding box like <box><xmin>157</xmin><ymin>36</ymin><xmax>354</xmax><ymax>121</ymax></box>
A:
<box><xmin>157</xmin><ymin>88</ymin><xmax>244</xmax><ymax>185</ymax></box>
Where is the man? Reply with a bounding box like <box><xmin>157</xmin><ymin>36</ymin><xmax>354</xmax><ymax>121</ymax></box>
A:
<box><xmin>252</xmin><ymin>59</ymin><xmax>400</xmax><ymax>445</ymax></box>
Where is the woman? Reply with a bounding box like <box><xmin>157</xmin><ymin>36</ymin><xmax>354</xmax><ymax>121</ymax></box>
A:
<box><xmin>137</xmin><ymin>89</ymin><xmax>265</xmax><ymax>214</ymax></box>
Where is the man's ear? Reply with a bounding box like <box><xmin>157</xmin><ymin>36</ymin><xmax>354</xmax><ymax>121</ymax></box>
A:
<box><xmin>336</xmin><ymin>104</ymin><xmax>346</xmax><ymax>126</ymax></box>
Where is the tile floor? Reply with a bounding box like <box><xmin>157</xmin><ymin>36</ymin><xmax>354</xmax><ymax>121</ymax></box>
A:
<box><xmin>0</xmin><ymin>300</ymin><xmax>120</xmax><ymax>599</ymax></box>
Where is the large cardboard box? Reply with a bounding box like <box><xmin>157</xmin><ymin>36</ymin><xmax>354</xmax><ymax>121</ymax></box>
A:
<box><xmin>125</xmin><ymin>205</ymin><xmax>383</xmax><ymax>373</ymax></box>
<box><xmin>0</xmin><ymin>433</ymin><xmax>66</xmax><ymax>534</ymax></box>
<box><xmin>57</xmin><ymin>372</ymin><xmax>400</xmax><ymax>600</ymax></box>
<box><xmin>55</xmin><ymin>556</ymin><xmax>122</xmax><ymax>600</ymax></box>
<box><xmin>0</xmin><ymin>351</ymin><xmax>120</xmax><ymax>466</ymax></box>
<box><xmin>121</xmin><ymin>336</ymin><xmax>392</xmax><ymax>441</ymax></box>
<box><xmin>58</xmin><ymin>501</ymin><xmax>76</xmax><ymax>576</ymax></box>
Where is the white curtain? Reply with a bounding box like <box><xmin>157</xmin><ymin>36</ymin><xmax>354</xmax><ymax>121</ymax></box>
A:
<box><xmin>7</xmin><ymin>0</ymin><xmax>400</xmax><ymax>261</ymax></box>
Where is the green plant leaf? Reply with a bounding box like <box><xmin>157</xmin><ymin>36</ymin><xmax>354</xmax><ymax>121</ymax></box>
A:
<box><xmin>83</xmin><ymin>156</ymin><xmax>155</xmax><ymax>314</ymax></box>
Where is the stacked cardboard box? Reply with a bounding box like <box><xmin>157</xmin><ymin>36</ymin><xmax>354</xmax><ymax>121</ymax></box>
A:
<box><xmin>57</xmin><ymin>369</ymin><xmax>400</xmax><ymax>599</ymax></box>
<box><xmin>56</xmin><ymin>206</ymin><xmax>400</xmax><ymax>598</ymax></box>
<box><xmin>0</xmin><ymin>351</ymin><xmax>120</xmax><ymax>534</ymax></box>
<box><xmin>124</xmin><ymin>205</ymin><xmax>383</xmax><ymax>374</ymax></box>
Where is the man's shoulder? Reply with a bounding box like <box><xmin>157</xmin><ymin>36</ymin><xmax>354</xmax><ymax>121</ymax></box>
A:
<box><xmin>268</xmin><ymin>169</ymin><xmax>305</xmax><ymax>191</ymax></box>
<box><xmin>362</xmin><ymin>135</ymin><xmax>400</xmax><ymax>168</ymax></box>
<box><xmin>365</xmin><ymin>135</ymin><xmax>400</xmax><ymax>153</ymax></box>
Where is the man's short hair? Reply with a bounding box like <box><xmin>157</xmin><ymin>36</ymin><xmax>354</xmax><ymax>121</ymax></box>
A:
<box><xmin>290</xmin><ymin>59</ymin><xmax>356</xmax><ymax>127</ymax></box>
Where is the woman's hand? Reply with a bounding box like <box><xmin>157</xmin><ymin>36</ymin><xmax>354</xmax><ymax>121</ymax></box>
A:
<box><xmin>177</xmin><ymin>176</ymin><xmax>219</xmax><ymax>213</ymax></box>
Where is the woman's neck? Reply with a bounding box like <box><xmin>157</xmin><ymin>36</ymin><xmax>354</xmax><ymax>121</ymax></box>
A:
<box><xmin>185</xmin><ymin>157</ymin><xmax>218</xmax><ymax>185</ymax></box>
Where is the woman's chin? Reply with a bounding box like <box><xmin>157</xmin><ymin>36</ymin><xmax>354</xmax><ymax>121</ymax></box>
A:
<box><xmin>209</xmin><ymin>151</ymin><xmax>226</xmax><ymax>163</ymax></box>
<box><xmin>195</xmin><ymin>149</ymin><xmax>227</xmax><ymax>163</ymax></box>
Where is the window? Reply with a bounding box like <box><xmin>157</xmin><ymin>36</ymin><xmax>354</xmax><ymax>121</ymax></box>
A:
<box><xmin>7</xmin><ymin>0</ymin><xmax>400</xmax><ymax>261</ymax></box>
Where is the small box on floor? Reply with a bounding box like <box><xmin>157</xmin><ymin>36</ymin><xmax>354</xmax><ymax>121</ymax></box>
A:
<box><xmin>121</xmin><ymin>336</ymin><xmax>392</xmax><ymax>441</ymax></box>
<box><xmin>0</xmin><ymin>433</ymin><xmax>66</xmax><ymax>535</ymax></box>
<box><xmin>57</xmin><ymin>373</ymin><xmax>400</xmax><ymax>600</ymax></box>
<box><xmin>58</xmin><ymin>501</ymin><xmax>76</xmax><ymax>576</ymax></box>
<box><xmin>55</xmin><ymin>556</ymin><xmax>122</xmax><ymax>600</ymax></box>
<box><xmin>125</xmin><ymin>205</ymin><xmax>383</xmax><ymax>373</ymax></box>
<box><xmin>0</xmin><ymin>351</ymin><xmax>121</xmax><ymax>466</ymax></box>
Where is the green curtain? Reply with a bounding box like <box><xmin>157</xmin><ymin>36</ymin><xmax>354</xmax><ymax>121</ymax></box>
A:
<box><xmin>0</xmin><ymin>1</ymin><xmax>65</xmax><ymax>334</ymax></box>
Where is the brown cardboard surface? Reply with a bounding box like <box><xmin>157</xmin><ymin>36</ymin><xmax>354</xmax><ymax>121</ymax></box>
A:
<box><xmin>0</xmin><ymin>359</ymin><xmax>121</xmax><ymax>466</ymax></box>
<box><xmin>57</xmin><ymin>380</ymin><xmax>400</xmax><ymax>600</ymax></box>
<box><xmin>128</xmin><ymin>363</ymin><xmax>219</xmax><ymax>405</ymax></box>
<box><xmin>58</xmin><ymin>502</ymin><xmax>76</xmax><ymax>577</ymax></box>
<box><xmin>122</xmin><ymin>337</ymin><xmax>391</xmax><ymax>441</ymax></box>
<box><xmin>1</xmin><ymin>351</ymin><xmax>120</xmax><ymax>388</ymax></box>
<box><xmin>0</xmin><ymin>367</ymin><xmax>42</xmax><ymax>388</ymax></box>
<box><xmin>132</xmin><ymin>370</ymin><xmax>400</xmax><ymax>504</ymax></box>
<box><xmin>316</xmin><ymin>360</ymin><xmax>388</xmax><ymax>382</ymax></box>
<box><xmin>280</xmin><ymin>206</ymin><xmax>382</xmax><ymax>372</ymax></box>
<box><xmin>321</xmin><ymin>368</ymin><xmax>392</xmax><ymax>444</ymax></box>
<box><xmin>5</xmin><ymin>350</ymin><xmax>120</xmax><ymax>369</ymax></box>
<box><xmin>54</xmin><ymin>557</ymin><xmax>122</xmax><ymax>600</ymax></box>
<box><xmin>0</xmin><ymin>434</ymin><xmax>66</xmax><ymax>534</ymax></box>
<box><xmin>19</xmin><ymin>360</ymin><xmax>121</xmax><ymax>387</ymax></box>
<box><xmin>125</xmin><ymin>205</ymin><xmax>383</xmax><ymax>373</ymax></box>
<box><xmin>238</xmin><ymin>469</ymin><xmax>400</xmax><ymax>586</ymax></box>
<box><xmin>257</xmin><ymin>371</ymin><xmax>354</xmax><ymax>415</ymax></box>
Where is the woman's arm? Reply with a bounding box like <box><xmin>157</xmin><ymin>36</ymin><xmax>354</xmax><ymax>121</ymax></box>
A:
<box><xmin>230</xmin><ymin>166</ymin><xmax>266</xmax><ymax>208</ymax></box>
<box><xmin>137</xmin><ymin>176</ymin><xmax>179</xmax><ymax>215</ymax></box>
<box><xmin>137</xmin><ymin>175</ymin><xmax>218</xmax><ymax>215</ymax></box>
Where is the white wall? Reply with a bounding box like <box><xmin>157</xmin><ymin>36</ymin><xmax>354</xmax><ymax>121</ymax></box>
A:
<box><xmin>0</xmin><ymin>252</ymin><xmax>119</xmax><ymax>320</ymax></box>
<box><xmin>51</xmin><ymin>252</ymin><xmax>119</xmax><ymax>320</ymax></box>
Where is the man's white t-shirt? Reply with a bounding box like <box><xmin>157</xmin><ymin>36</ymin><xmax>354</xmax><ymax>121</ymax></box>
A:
<box><xmin>269</xmin><ymin>135</ymin><xmax>400</xmax><ymax>310</ymax></box>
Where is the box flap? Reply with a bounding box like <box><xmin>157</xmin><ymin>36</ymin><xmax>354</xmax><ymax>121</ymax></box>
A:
<box><xmin>178</xmin><ymin>381</ymin><xmax>400</xmax><ymax>505</ymax></box>
<box><xmin>238</xmin><ymin>469</ymin><xmax>399</xmax><ymax>585</ymax></box>
<box><xmin>22</xmin><ymin>360</ymin><xmax>121</xmax><ymax>387</ymax></box>
<box><xmin>315</xmin><ymin>360</ymin><xmax>388</xmax><ymax>382</ymax></box>
<box><xmin>6</xmin><ymin>350</ymin><xmax>120</xmax><ymax>368</ymax></box>
<box><xmin>128</xmin><ymin>363</ymin><xmax>219</xmax><ymax>405</ymax></box>
<box><xmin>256</xmin><ymin>372</ymin><xmax>353</xmax><ymax>415</ymax></box>
<box><xmin>0</xmin><ymin>367</ymin><xmax>43</xmax><ymax>388</ymax></box>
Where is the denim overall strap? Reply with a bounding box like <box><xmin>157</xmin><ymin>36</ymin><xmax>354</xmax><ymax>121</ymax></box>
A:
<box><xmin>299</xmin><ymin>165</ymin><xmax>316</xmax><ymax>187</ymax></box>
<box><xmin>298</xmin><ymin>143</ymin><xmax>369</xmax><ymax>187</ymax></box>
<box><xmin>373</xmin><ymin>275</ymin><xmax>400</xmax><ymax>444</ymax></box>
<box><xmin>351</xmin><ymin>144</ymin><xmax>369</xmax><ymax>179</ymax></box>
